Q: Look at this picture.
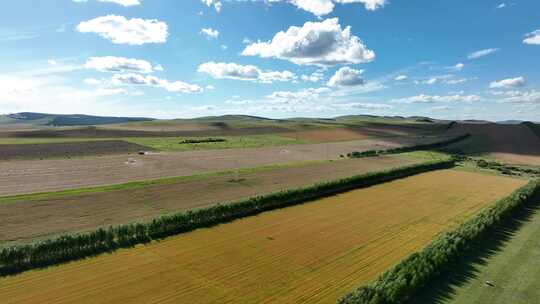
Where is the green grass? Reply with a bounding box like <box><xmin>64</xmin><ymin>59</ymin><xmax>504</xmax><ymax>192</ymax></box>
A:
<box><xmin>125</xmin><ymin>134</ymin><xmax>309</xmax><ymax>151</ymax></box>
<box><xmin>421</xmin><ymin>196</ymin><xmax>540</xmax><ymax>304</ymax></box>
<box><xmin>0</xmin><ymin>159</ymin><xmax>333</xmax><ymax>205</ymax></box>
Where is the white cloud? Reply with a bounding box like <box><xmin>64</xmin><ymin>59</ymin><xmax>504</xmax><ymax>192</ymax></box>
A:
<box><xmin>496</xmin><ymin>3</ymin><xmax>506</xmax><ymax>9</ymax></box>
<box><xmin>198</xmin><ymin>62</ymin><xmax>297</xmax><ymax>83</ymax></box>
<box><xmin>394</xmin><ymin>75</ymin><xmax>407</xmax><ymax>81</ymax></box>
<box><xmin>467</xmin><ymin>48</ymin><xmax>499</xmax><ymax>60</ymax></box>
<box><xmin>201</xmin><ymin>0</ymin><xmax>222</xmax><ymax>12</ymax></box>
<box><xmin>523</xmin><ymin>29</ymin><xmax>540</xmax><ymax>45</ymax></box>
<box><xmin>489</xmin><ymin>76</ymin><xmax>526</xmax><ymax>89</ymax></box>
<box><xmin>85</xmin><ymin>56</ymin><xmax>156</xmax><ymax>73</ymax></box>
<box><xmin>242</xmin><ymin>18</ymin><xmax>375</xmax><ymax>66</ymax></box>
<box><xmin>73</xmin><ymin>0</ymin><xmax>141</xmax><ymax>6</ymax></box>
<box><xmin>394</xmin><ymin>94</ymin><xmax>481</xmax><ymax>103</ymax></box>
<box><xmin>449</xmin><ymin>63</ymin><xmax>464</xmax><ymax>71</ymax></box>
<box><xmin>266</xmin><ymin>87</ymin><xmax>331</xmax><ymax>104</ymax></box>
<box><xmin>112</xmin><ymin>73</ymin><xmax>203</xmax><ymax>93</ymax></box>
<box><xmin>497</xmin><ymin>90</ymin><xmax>540</xmax><ymax>104</ymax></box>
<box><xmin>76</xmin><ymin>15</ymin><xmax>168</xmax><ymax>45</ymax></box>
<box><xmin>200</xmin><ymin>27</ymin><xmax>219</xmax><ymax>39</ymax></box>
<box><xmin>301</xmin><ymin>71</ymin><xmax>324</xmax><ymax>82</ymax></box>
<box><xmin>327</xmin><ymin>67</ymin><xmax>364</xmax><ymax>87</ymax></box>
<box><xmin>201</xmin><ymin>0</ymin><xmax>386</xmax><ymax>16</ymax></box>
<box><xmin>84</xmin><ymin>78</ymin><xmax>102</xmax><ymax>85</ymax></box>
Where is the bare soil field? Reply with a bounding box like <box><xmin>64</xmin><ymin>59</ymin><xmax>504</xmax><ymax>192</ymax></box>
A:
<box><xmin>0</xmin><ymin>136</ymin><xmax>443</xmax><ymax>196</ymax></box>
<box><xmin>0</xmin><ymin>170</ymin><xmax>525</xmax><ymax>304</ymax></box>
<box><xmin>0</xmin><ymin>140</ymin><xmax>152</xmax><ymax>161</ymax></box>
<box><xmin>0</xmin><ymin>156</ymin><xmax>420</xmax><ymax>245</ymax></box>
<box><xmin>448</xmin><ymin>123</ymin><xmax>540</xmax><ymax>165</ymax></box>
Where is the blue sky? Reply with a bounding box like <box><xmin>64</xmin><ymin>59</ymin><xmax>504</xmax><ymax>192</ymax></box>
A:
<box><xmin>0</xmin><ymin>0</ymin><xmax>539</xmax><ymax>120</ymax></box>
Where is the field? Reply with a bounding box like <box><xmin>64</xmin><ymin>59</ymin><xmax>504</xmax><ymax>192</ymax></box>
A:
<box><xmin>0</xmin><ymin>170</ymin><xmax>526</xmax><ymax>304</ymax></box>
<box><xmin>0</xmin><ymin>136</ymin><xmax>445</xmax><ymax>196</ymax></box>
<box><xmin>0</xmin><ymin>140</ymin><xmax>153</xmax><ymax>160</ymax></box>
<box><xmin>0</xmin><ymin>155</ymin><xmax>420</xmax><ymax>245</ymax></box>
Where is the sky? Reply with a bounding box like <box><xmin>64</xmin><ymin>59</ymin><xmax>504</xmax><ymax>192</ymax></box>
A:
<box><xmin>0</xmin><ymin>0</ymin><xmax>539</xmax><ymax>121</ymax></box>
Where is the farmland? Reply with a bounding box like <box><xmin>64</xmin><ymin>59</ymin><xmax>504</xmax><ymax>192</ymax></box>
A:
<box><xmin>0</xmin><ymin>169</ymin><xmax>526</xmax><ymax>304</ymax></box>
<box><xmin>0</xmin><ymin>135</ymin><xmax>448</xmax><ymax>196</ymax></box>
<box><xmin>0</xmin><ymin>155</ymin><xmax>420</xmax><ymax>245</ymax></box>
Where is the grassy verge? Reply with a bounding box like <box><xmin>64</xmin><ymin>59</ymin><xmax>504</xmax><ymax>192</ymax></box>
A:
<box><xmin>0</xmin><ymin>158</ymin><xmax>454</xmax><ymax>277</ymax></box>
<box><xmin>338</xmin><ymin>178</ymin><xmax>540</xmax><ymax>304</ymax></box>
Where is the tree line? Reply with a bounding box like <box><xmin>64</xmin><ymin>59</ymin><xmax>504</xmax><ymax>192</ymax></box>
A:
<box><xmin>0</xmin><ymin>159</ymin><xmax>454</xmax><ymax>277</ymax></box>
<box><xmin>347</xmin><ymin>134</ymin><xmax>470</xmax><ymax>158</ymax></box>
<box><xmin>338</xmin><ymin>178</ymin><xmax>540</xmax><ymax>304</ymax></box>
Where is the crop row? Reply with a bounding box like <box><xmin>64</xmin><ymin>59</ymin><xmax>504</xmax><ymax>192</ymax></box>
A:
<box><xmin>0</xmin><ymin>159</ymin><xmax>454</xmax><ymax>277</ymax></box>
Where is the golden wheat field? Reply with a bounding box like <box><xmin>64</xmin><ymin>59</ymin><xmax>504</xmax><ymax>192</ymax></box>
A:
<box><xmin>0</xmin><ymin>170</ymin><xmax>527</xmax><ymax>304</ymax></box>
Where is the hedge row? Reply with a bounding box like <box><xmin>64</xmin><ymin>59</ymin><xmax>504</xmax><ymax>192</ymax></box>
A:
<box><xmin>0</xmin><ymin>159</ymin><xmax>454</xmax><ymax>277</ymax></box>
<box><xmin>338</xmin><ymin>178</ymin><xmax>540</xmax><ymax>304</ymax></box>
<box><xmin>347</xmin><ymin>134</ymin><xmax>470</xmax><ymax>158</ymax></box>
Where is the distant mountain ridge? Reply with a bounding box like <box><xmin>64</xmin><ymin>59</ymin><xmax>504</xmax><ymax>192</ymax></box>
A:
<box><xmin>1</xmin><ymin>112</ymin><xmax>155</xmax><ymax>127</ymax></box>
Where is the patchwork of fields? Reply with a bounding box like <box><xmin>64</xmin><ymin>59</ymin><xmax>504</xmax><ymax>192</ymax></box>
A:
<box><xmin>0</xmin><ymin>156</ymin><xmax>420</xmax><ymax>245</ymax></box>
<box><xmin>0</xmin><ymin>136</ymin><xmax>444</xmax><ymax>196</ymax></box>
<box><xmin>0</xmin><ymin>170</ymin><xmax>526</xmax><ymax>304</ymax></box>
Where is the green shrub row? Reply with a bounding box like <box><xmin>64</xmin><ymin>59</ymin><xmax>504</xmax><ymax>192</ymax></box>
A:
<box><xmin>338</xmin><ymin>178</ymin><xmax>540</xmax><ymax>304</ymax></box>
<box><xmin>347</xmin><ymin>134</ymin><xmax>470</xmax><ymax>158</ymax></box>
<box><xmin>0</xmin><ymin>159</ymin><xmax>454</xmax><ymax>277</ymax></box>
<box><xmin>179</xmin><ymin>138</ymin><xmax>227</xmax><ymax>144</ymax></box>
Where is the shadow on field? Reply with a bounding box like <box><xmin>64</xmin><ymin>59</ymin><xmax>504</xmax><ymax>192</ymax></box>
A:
<box><xmin>407</xmin><ymin>193</ymin><xmax>540</xmax><ymax>304</ymax></box>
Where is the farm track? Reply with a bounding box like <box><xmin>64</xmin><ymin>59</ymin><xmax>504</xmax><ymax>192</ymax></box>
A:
<box><xmin>0</xmin><ymin>170</ymin><xmax>526</xmax><ymax>304</ymax></box>
<box><xmin>0</xmin><ymin>156</ymin><xmax>420</xmax><ymax>245</ymax></box>
<box><xmin>0</xmin><ymin>136</ymin><xmax>444</xmax><ymax>196</ymax></box>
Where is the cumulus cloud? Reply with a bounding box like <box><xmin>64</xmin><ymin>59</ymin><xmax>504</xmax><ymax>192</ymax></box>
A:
<box><xmin>198</xmin><ymin>62</ymin><xmax>296</xmax><ymax>83</ymax></box>
<box><xmin>394</xmin><ymin>94</ymin><xmax>481</xmax><ymax>103</ymax></box>
<box><xmin>200</xmin><ymin>27</ymin><xmax>219</xmax><ymax>39</ymax></box>
<box><xmin>242</xmin><ymin>18</ymin><xmax>375</xmax><ymax>66</ymax></box>
<box><xmin>523</xmin><ymin>29</ymin><xmax>540</xmax><ymax>45</ymax></box>
<box><xmin>73</xmin><ymin>0</ymin><xmax>141</xmax><ymax>6</ymax></box>
<box><xmin>467</xmin><ymin>48</ymin><xmax>499</xmax><ymax>60</ymax></box>
<box><xmin>112</xmin><ymin>73</ymin><xmax>203</xmax><ymax>93</ymax></box>
<box><xmin>489</xmin><ymin>76</ymin><xmax>526</xmax><ymax>89</ymax></box>
<box><xmin>84</xmin><ymin>56</ymin><xmax>157</xmax><ymax>74</ymax></box>
<box><xmin>201</xmin><ymin>0</ymin><xmax>222</xmax><ymax>12</ymax></box>
<box><xmin>76</xmin><ymin>15</ymin><xmax>168</xmax><ymax>45</ymax></box>
<box><xmin>327</xmin><ymin>67</ymin><xmax>364</xmax><ymax>87</ymax></box>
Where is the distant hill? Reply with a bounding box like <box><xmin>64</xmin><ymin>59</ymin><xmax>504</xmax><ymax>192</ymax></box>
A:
<box><xmin>0</xmin><ymin>112</ymin><xmax>154</xmax><ymax>127</ymax></box>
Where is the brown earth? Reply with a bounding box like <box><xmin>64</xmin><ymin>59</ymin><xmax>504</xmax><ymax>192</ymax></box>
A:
<box><xmin>0</xmin><ymin>156</ymin><xmax>420</xmax><ymax>245</ymax></box>
<box><xmin>0</xmin><ymin>136</ymin><xmax>446</xmax><ymax>197</ymax></box>
<box><xmin>0</xmin><ymin>170</ymin><xmax>525</xmax><ymax>304</ymax></box>
<box><xmin>0</xmin><ymin>140</ymin><xmax>153</xmax><ymax>161</ymax></box>
<box><xmin>447</xmin><ymin>123</ymin><xmax>540</xmax><ymax>165</ymax></box>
